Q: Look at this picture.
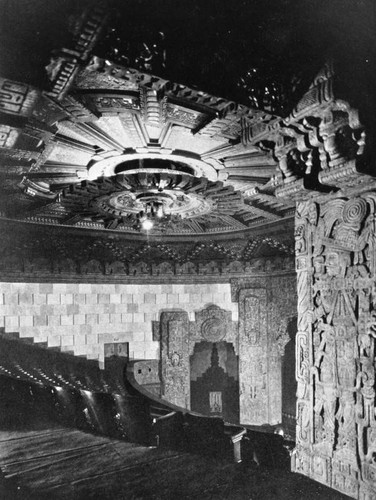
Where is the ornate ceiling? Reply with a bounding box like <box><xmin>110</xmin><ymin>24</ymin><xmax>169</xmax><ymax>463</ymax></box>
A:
<box><xmin>0</xmin><ymin>69</ymin><xmax>295</xmax><ymax>237</ymax></box>
<box><xmin>0</xmin><ymin>0</ymin><xmax>374</xmax><ymax>248</ymax></box>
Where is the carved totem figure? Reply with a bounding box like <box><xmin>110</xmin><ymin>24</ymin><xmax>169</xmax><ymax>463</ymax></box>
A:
<box><xmin>294</xmin><ymin>194</ymin><xmax>376</xmax><ymax>499</ymax></box>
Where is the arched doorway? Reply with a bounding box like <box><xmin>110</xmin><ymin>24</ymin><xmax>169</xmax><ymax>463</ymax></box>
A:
<box><xmin>190</xmin><ymin>341</ymin><xmax>239</xmax><ymax>423</ymax></box>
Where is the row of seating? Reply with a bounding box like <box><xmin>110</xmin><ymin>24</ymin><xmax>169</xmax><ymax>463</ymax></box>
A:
<box><xmin>0</xmin><ymin>334</ymin><xmax>290</xmax><ymax>468</ymax></box>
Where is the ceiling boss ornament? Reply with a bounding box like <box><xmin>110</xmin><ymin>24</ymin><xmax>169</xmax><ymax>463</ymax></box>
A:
<box><xmin>60</xmin><ymin>158</ymin><xmax>241</xmax><ymax>233</ymax></box>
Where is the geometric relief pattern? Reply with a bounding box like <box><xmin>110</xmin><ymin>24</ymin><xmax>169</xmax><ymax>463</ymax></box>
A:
<box><xmin>293</xmin><ymin>194</ymin><xmax>376</xmax><ymax>500</ymax></box>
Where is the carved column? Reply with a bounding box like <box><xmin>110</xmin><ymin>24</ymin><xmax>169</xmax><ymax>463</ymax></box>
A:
<box><xmin>293</xmin><ymin>201</ymin><xmax>315</xmax><ymax>477</ymax></box>
<box><xmin>160</xmin><ymin>310</ymin><xmax>190</xmax><ymax>408</ymax></box>
<box><xmin>238</xmin><ymin>288</ymin><xmax>269</xmax><ymax>425</ymax></box>
<box><xmin>293</xmin><ymin>195</ymin><xmax>376</xmax><ymax>500</ymax></box>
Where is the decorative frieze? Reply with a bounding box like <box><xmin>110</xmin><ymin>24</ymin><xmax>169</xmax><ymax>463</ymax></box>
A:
<box><xmin>0</xmin><ymin>253</ymin><xmax>294</xmax><ymax>283</ymax></box>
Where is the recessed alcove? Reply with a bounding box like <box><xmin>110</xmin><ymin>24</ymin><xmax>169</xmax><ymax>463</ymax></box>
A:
<box><xmin>190</xmin><ymin>341</ymin><xmax>239</xmax><ymax>423</ymax></box>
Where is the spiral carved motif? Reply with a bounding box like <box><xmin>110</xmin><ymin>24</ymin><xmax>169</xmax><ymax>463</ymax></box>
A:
<box><xmin>201</xmin><ymin>317</ymin><xmax>226</xmax><ymax>342</ymax></box>
<box><xmin>342</xmin><ymin>198</ymin><xmax>367</xmax><ymax>226</ymax></box>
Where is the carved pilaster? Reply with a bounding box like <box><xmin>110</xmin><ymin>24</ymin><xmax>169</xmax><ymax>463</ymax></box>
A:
<box><xmin>159</xmin><ymin>310</ymin><xmax>190</xmax><ymax>408</ymax></box>
<box><xmin>293</xmin><ymin>192</ymin><xmax>376</xmax><ymax>499</ymax></box>
<box><xmin>233</xmin><ymin>273</ymin><xmax>296</xmax><ymax>426</ymax></box>
<box><xmin>238</xmin><ymin>288</ymin><xmax>268</xmax><ymax>425</ymax></box>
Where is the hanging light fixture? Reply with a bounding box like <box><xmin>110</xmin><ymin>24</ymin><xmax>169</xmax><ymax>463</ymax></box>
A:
<box><xmin>137</xmin><ymin>200</ymin><xmax>167</xmax><ymax>231</ymax></box>
<box><xmin>141</xmin><ymin>218</ymin><xmax>153</xmax><ymax>231</ymax></box>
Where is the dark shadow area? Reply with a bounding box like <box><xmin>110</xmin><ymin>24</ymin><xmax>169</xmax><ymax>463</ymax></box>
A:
<box><xmin>190</xmin><ymin>341</ymin><xmax>239</xmax><ymax>423</ymax></box>
<box><xmin>281</xmin><ymin>316</ymin><xmax>298</xmax><ymax>440</ymax></box>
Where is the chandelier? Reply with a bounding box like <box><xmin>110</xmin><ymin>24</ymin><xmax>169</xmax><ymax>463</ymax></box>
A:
<box><xmin>135</xmin><ymin>196</ymin><xmax>171</xmax><ymax>231</ymax></box>
<box><xmin>60</xmin><ymin>158</ymin><xmax>243</xmax><ymax>233</ymax></box>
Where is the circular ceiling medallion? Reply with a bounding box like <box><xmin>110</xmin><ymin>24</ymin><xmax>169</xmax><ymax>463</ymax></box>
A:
<box><xmin>94</xmin><ymin>189</ymin><xmax>215</xmax><ymax>219</ymax></box>
<box><xmin>60</xmin><ymin>155</ymin><xmax>245</xmax><ymax>234</ymax></box>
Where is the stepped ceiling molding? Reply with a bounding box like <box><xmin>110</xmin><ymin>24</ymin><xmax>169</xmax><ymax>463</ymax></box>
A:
<box><xmin>0</xmin><ymin>0</ymin><xmax>374</xmax><ymax>243</ymax></box>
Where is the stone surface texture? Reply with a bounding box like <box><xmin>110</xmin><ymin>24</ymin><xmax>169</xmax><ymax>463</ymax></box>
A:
<box><xmin>293</xmin><ymin>194</ymin><xmax>376</xmax><ymax>500</ymax></box>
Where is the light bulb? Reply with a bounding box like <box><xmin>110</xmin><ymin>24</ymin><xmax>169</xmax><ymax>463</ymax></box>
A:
<box><xmin>141</xmin><ymin>218</ymin><xmax>153</xmax><ymax>231</ymax></box>
<box><xmin>156</xmin><ymin>205</ymin><xmax>164</xmax><ymax>218</ymax></box>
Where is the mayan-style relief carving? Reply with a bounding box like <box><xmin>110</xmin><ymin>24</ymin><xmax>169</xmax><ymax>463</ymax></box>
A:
<box><xmin>128</xmin><ymin>262</ymin><xmax>150</xmax><ymax>276</ymax></box>
<box><xmin>152</xmin><ymin>262</ymin><xmax>174</xmax><ymax>276</ymax></box>
<box><xmin>293</xmin><ymin>194</ymin><xmax>376</xmax><ymax>500</ymax></box>
<box><xmin>222</xmin><ymin>260</ymin><xmax>244</xmax><ymax>274</ymax></box>
<box><xmin>189</xmin><ymin>305</ymin><xmax>237</xmax><ymax>352</ymax></box>
<box><xmin>53</xmin><ymin>258</ymin><xmax>77</xmax><ymax>274</ymax></box>
<box><xmin>238</xmin><ymin>288</ymin><xmax>268</xmax><ymax>424</ymax></box>
<box><xmin>159</xmin><ymin>311</ymin><xmax>190</xmax><ymax>409</ymax></box>
<box><xmin>105</xmin><ymin>260</ymin><xmax>127</xmax><ymax>275</ymax></box>
<box><xmin>158</xmin><ymin>305</ymin><xmax>238</xmax><ymax>410</ymax></box>
<box><xmin>0</xmin><ymin>78</ymin><xmax>39</xmax><ymax>117</ymax></box>
<box><xmin>198</xmin><ymin>261</ymin><xmax>220</xmax><ymax>275</ymax></box>
<box><xmin>233</xmin><ymin>274</ymin><xmax>296</xmax><ymax>426</ymax></box>
<box><xmin>175</xmin><ymin>261</ymin><xmax>197</xmax><ymax>275</ymax></box>
<box><xmin>23</xmin><ymin>257</ymin><xmax>51</xmax><ymax>274</ymax></box>
<box><xmin>275</xmin><ymin>318</ymin><xmax>291</xmax><ymax>356</ymax></box>
<box><xmin>81</xmin><ymin>259</ymin><xmax>102</xmax><ymax>274</ymax></box>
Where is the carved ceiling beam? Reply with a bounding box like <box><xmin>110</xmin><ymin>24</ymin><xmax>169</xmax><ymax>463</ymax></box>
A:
<box><xmin>163</xmin><ymin>84</ymin><xmax>231</xmax><ymax>114</ymax></box>
<box><xmin>0</xmin><ymin>163</ymin><xmax>32</xmax><ymax>176</ymax></box>
<box><xmin>26</xmin><ymin>174</ymin><xmax>81</xmax><ymax>186</ymax></box>
<box><xmin>60</xmin><ymin>213</ymin><xmax>85</xmax><ymax>226</ymax></box>
<box><xmin>53</xmin><ymin>134</ymin><xmax>99</xmax><ymax>155</ymax></box>
<box><xmin>244</xmin><ymin>187</ymin><xmax>295</xmax><ymax>210</ymax></box>
<box><xmin>193</xmin><ymin>116</ymin><xmax>234</xmax><ymax>139</ymax></box>
<box><xmin>0</xmin><ymin>123</ymin><xmax>21</xmax><ymax>149</ymax></box>
<box><xmin>140</xmin><ymin>88</ymin><xmax>162</xmax><ymax>129</ymax></box>
<box><xmin>76</xmin><ymin>91</ymin><xmax>141</xmax><ymax>116</ymax></box>
<box><xmin>226</xmin><ymin>175</ymin><xmax>271</xmax><ymax>186</ymax></box>
<box><xmin>218</xmin><ymin>215</ymin><xmax>248</xmax><ymax>230</ymax></box>
<box><xmin>0</xmin><ymin>79</ymin><xmax>60</xmax><ymax>172</ymax></box>
<box><xmin>191</xmin><ymin>115</ymin><xmax>219</xmax><ymax>135</ymax></box>
<box><xmin>132</xmin><ymin>114</ymin><xmax>153</xmax><ymax>147</ymax></box>
<box><xmin>181</xmin><ymin>219</ymin><xmax>203</xmax><ymax>233</ymax></box>
<box><xmin>224</xmin><ymin>152</ymin><xmax>276</xmax><ymax>168</ymax></box>
<box><xmin>242</xmin><ymin>201</ymin><xmax>284</xmax><ymax>221</ymax></box>
<box><xmin>201</xmin><ymin>142</ymin><xmax>253</xmax><ymax>161</ymax></box>
<box><xmin>0</xmin><ymin>147</ymin><xmax>39</xmax><ymax>162</ymax></box>
<box><xmin>11</xmin><ymin>201</ymin><xmax>60</xmax><ymax>221</ymax></box>
<box><xmin>40</xmin><ymin>161</ymin><xmax>87</xmax><ymax>174</ymax></box>
<box><xmin>224</xmin><ymin>165</ymin><xmax>276</xmax><ymax>178</ymax></box>
<box><xmin>0</xmin><ymin>78</ymin><xmax>40</xmax><ymax>118</ymax></box>
<box><xmin>70</xmin><ymin>122</ymin><xmax>125</xmax><ymax>152</ymax></box>
<box><xmin>56</xmin><ymin>96</ymin><xmax>100</xmax><ymax>122</ymax></box>
<box><xmin>119</xmin><ymin>113</ymin><xmax>148</xmax><ymax>149</ymax></box>
<box><xmin>46</xmin><ymin>3</ymin><xmax>111</xmax><ymax>100</ymax></box>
